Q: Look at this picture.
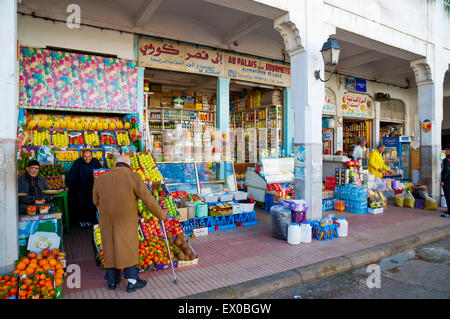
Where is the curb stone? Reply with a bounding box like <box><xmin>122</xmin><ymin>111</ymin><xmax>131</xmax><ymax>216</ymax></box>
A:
<box><xmin>184</xmin><ymin>224</ymin><xmax>450</xmax><ymax>299</ymax></box>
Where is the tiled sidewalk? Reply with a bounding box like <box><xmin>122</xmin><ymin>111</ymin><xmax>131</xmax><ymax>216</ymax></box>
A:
<box><xmin>62</xmin><ymin>205</ymin><xmax>450</xmax><ymax>299</ymax></box>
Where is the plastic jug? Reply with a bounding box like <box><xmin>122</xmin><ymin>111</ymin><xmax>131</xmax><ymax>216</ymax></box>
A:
<box><xmin>336</xmin><ymin>217</ymin><xmax>348</xmax><ymax>237</ymax></box>
<box><xmin>300</xmin><ymin>222</ymin><xmax>312</xmax><ymax>243</ymax></box>
<box><xmin>287</xmin><ymin>223</ymin><xmax>301</xmax><ymax>245</ymax></box>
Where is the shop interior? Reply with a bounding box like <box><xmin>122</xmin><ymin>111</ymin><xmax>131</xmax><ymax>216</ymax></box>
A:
<box><xmin>342</xmin><ymin>118</ymin><xmax>371</xmax><ymax>158</ymax></box>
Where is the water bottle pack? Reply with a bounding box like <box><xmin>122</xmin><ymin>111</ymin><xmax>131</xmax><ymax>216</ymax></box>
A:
<box><xmin>334</xmin><ymin>184</ymin><xmax>368</xmax><ymax>214</ymax></box>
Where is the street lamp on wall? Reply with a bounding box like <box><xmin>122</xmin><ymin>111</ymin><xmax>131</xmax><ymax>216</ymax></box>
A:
<box><xmin>314</xmin><ymin>36</ymin><xmax>342</xmax><ymax>82</ymax></box>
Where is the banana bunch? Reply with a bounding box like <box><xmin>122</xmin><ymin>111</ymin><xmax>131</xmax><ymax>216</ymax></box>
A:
<box><xmin>94</xmin><ymin>226</ymin><xmax>102</xmax><ymax>250</ymax></box>
<box><xmin>124</xmin><ymin>122</ymin><xmax>131</xmax><ymax>129</ymax></box>
<box><xmin>55</xmin><ymin>150</ymin><xmax>79</xmax><ymax>162</ymax></box>
<box><xmin>116</xmin><ymin>121</ymin><xmax>124</xmax><ymax>129</ymax></box>
<box><xmin>26</xmin><ymin>119</ymin><xmax>37</xmax><ymax>130</ymax></box>
<box><xmin>67</xmin><ymin>120</ymin><xmax>76</xmax><ymax>131</ymax></box>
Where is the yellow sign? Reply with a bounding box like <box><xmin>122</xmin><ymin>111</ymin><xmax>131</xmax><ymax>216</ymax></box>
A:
<box><xmin>138</xmin><ymin>38</ymin><xmax>291</xmax><ymax>88</ymax></box>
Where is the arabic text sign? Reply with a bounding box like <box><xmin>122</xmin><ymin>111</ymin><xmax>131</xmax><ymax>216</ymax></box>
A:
<box><xmin>323</xmin><ymin>87</ymin><xmax>336</xmax><ymax>115</ymax></box>
<box><xmin>341</xmin><ymin>93</ymin><xmax>370</xmax><ymax>118</ymax></box>
<box><xmin>138</xmin><ymin>38</ymin><xmax>291</xmax><ymax>87</ymax></box>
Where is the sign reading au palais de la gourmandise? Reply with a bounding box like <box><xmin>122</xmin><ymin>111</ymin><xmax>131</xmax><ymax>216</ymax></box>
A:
<box><xmin>138</xmin><ymin>38</ymin><xmax>291</xmax><ymax>88</ymax></box>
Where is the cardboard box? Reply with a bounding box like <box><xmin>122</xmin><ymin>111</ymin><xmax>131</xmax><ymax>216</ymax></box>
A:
<box><xmin>368</xmin><ymin>208</ymin><xmax>383</xmax><ymax>214</ymax></box>
<box><xmin>178</xmin><ymin>207</ymin><xmax>188</xmax><ymax>222</ymax></box>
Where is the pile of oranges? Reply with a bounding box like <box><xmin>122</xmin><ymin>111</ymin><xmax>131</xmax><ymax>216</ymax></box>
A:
<box><xmin>17</xmin><ymin>272</ymin><xmax>57</xmax><ymax>299</ymax></box>
<box><xmin>13</xmin><ymin>248</ymin><xmax>65</xmax><ymax>288</ymax></box>
<box><xmin>137</xmin><ymin>237</ymin><xmax>175</xmax><ymax>270</ymax></box>
<box><xmin>0</xmin><ymin>275</ymin><xmax>18</xmax><ymax>299</ymax></box>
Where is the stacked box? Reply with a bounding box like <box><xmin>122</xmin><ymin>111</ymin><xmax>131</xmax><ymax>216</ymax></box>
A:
<box><xmin>258</xmin><ymin>128</ymin><xmax>268</xmax><ymax>158</ymax></box>
<box><xmin>246</xmin><ymin>128</ymin><xmax>257</xmax><ymax>163</ymax></box>
<box><xmin>211</xmin><ymin>130</ymin><xmax>222</xmax><ymax>162</ymax></box>
<box><xmin>235</xmin><ymin>128</ymin><xmax>245</xmax><ymax>163</ymax></box>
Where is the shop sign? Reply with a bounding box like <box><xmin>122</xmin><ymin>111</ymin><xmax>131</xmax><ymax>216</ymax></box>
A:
<box><xmin>323</xmin><ymin>87</ymin><xmax>336</xmax><ymax>115</ymax></box>
<box><xmin>138</xmin><ymin>38</ymin><xmax>291</xmax><ymax>87</ymax></box>
<box><xmin>341</xmin><ymin>93</ymin><xmax>370</xmax><ymax>118</ymax></box>
<box><xmin>345</xmin><ymin>76</ymin><xmax>367</xmax><ymax>93</ymax></box>
<box><xmin>19</xmin><ymin>47</ymin><xmax>138</xmax><ymax>112</ymax></box>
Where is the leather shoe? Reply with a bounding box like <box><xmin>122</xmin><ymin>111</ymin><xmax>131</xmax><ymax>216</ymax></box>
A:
<box><xmin>108</xmin><ymin>283</ymin><xmax>116</xmax><ymax>290</ymax></box>
<box><xmin>127</xmin><ymin>279</ymin><xmax>147</xmax><ymax>293</ymax></box>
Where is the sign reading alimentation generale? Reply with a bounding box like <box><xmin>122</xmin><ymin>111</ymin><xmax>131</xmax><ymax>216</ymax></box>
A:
<box><xmin>138</xmin><ymin>37</ymin><xmax>291</xmax><ymax>88</ymax></box>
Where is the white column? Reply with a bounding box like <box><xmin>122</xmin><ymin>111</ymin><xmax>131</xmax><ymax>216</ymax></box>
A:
<box><xmin>411</xmin><ymin>58</ymin><xmax>445</xmax><ymax>201</ymax></box>
<box><xmin>0</xmin><ymin>0</ymin><xmax>18</xmax><ymax>274</ymax></box>
<box><xmin>275</xmin><ymin>3</ymin><xmax>328</xmax><ymax>221</ymax></box>
<box><xmin>373</xmin><ymin>101</ymin><xmax>381</xmax><ymax>148</ymax></box>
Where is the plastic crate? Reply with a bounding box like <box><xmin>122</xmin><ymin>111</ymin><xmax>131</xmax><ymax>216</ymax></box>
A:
<box><xmin>233</xmin><ymin>191</ymin><xmax>248</xmax><ymax>201</ymax></box>
<box><xmin>311</xmin><ymin>221</ymin><xmax>338</xmax><ymax>241</ymax></box>
<box><xmin>201</xmin><ymin>193</ymin><xmax>219</xmax><ymax>203</ymax></box>
<box><xmin>240</xmin><ymin>202</ymin><xmax>255</xmax><ymax>212</ymax></box>
<box><xmin>234</xmin><ymin>211</ymin><xmax>258</xmax><ymax>226</ymax></box>
<box><xmin>219</xmin><ymin>193</ymin><xmax>234</xmax><ymax>202</ymax></box>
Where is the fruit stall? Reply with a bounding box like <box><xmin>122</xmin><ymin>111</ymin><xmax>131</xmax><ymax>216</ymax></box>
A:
<box><xmin>1</xmin><ymin>248</ymin><xmax>67</xmax><ymax>299</ymax></box>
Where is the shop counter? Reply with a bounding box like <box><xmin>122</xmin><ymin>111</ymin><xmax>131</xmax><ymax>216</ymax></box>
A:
<box><xmin>323</xmin><ymin>155</ymin><xmax>351</xmax><ymax>181</ymax></box>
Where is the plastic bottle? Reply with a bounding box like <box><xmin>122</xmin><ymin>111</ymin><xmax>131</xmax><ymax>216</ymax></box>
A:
<box><xmin>337</xmin><ymin>217</ymin><xmax>348</xmax><ymax>237</ymax></box>
<box><xmin>287</xmin><ymin>223</ymin><xmax>302</xmax><ymax>245</ymax></box>
<box><xmin>300</xmin><ymin>222</ymin><xmax>312</xmax><ymax>243</ymax></box>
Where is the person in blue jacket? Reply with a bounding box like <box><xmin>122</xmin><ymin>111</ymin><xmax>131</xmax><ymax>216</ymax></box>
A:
<box><xmin>66</xmin><ymin>149</ymin><xmax>102</xmax><ymax>228</ymax></box>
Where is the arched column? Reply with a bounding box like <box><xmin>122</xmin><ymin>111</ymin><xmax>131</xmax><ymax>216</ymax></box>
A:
<box><xmin>275</xmin><ymin>6</ymin><xmax>330</xmax><ymax>220</ymax></box>
<box><xmin>410</xmin><ymin>58</ymin><xmax>445</xmax><ymax>201</ymax></box>
<box><xmin>0</xmin><ymin>0</ymin><xmax>18</xmax><ymax>274</ymax></box>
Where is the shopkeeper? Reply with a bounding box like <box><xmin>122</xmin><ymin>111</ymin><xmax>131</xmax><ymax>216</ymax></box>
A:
<box><xmin>352</xmin><ymin>137</ymin><xmax>367</xmax><ymax>161</ymax></box>
<box><xmin>18</xmin><ymin>160</ymin><xmax>51</xmax><ymax>213</ymax></box>
<box><xmin>368</xmin><ymin>143</ymin><xmax>390</xmax><ymax>178</ymax></box>
<box><xmin>66</xmin><ymin>149</ymin><xmax>102</xmax><ymax>228</ymax></box>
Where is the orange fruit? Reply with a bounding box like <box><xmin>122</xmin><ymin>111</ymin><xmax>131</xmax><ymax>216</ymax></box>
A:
<box><xmin>43</xmin><ymin>264</ymin><xmax>51</xmax><ymax>271</ymax></box>
<box><xmin>30</xmin><ymin>258</ymin><xmax>38</xmax><ymax>264</ymax></box>
<box><xmin>22</xmin><ymin>257</ymin><xmax>30</xmax><ymax>265</ymax></box>
<box><xmin>54</xmin><ymin>279</ymin><xmax>62</xmax><ymax>287</ymax></box>
<box><xmin>56</xmin><ymin>269</ymin><xmax>64</xmax><ymax>276</ymax></box>
<box><xmin>55</xmin><ymin>263</ymin><xmax>63</xmax><ymax>270</ymax></box>
<box><xmin>39</xmin><ymin>274</ymin><xmax>46</xmax><ymax>280</ymax></box>
<box><xmin>44</xmin><ymin>282</ymin><xmax>52</xmax><ymax>288</ymax></box>
<box><xmin>16</xmin><ymin>262</ymin><xmax>26</xmax><ymax>271</ymax></box>
<box><xmin>38</xmin><ymin>259</ymin><xmax>48</xmax><ymax>267</ymax></box>
<box><xmin>49</xmin><ymin>259</ymin><xmax>57</xmax><ymax>266</ymax></box>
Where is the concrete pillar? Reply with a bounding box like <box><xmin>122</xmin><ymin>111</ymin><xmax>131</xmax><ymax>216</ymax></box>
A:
<box><xmin>410</xmin><ymin>58</ymin><xmax>445</xmax><ymax>201</ymax></box>
<box><xmin>283</xmin><ymin>87</ymin><xmax>293</xmax><ymax>156</ymax></box>
<box><xmin>217</xmin><ymin>77</ymin><xmax>230</xmax><ymax>133</ymax></box>
<box><xmin>373</xmin><ymin>101</ymin><xmax>381</xmax><ymax>148</ymax></box>
<box><xmin>0</xmin><ymin>0</ymin><xmax>18</xmax><ymax>274</ymax></box>
<box><xmin>275</xmin><ymin>4</ymin><xmax>328</xmax><ymax>221</ymax></box>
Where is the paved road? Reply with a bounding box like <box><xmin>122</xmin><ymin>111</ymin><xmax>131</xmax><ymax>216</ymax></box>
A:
<box><xmin>266</xmin><ymin>237</ymin><xmax>450</xmax><ymax>299</ymax></box>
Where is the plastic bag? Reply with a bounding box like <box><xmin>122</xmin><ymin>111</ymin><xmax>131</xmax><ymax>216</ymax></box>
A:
<box><xmin>404</xmin><ymin>193</ymin><xmax>415</xmax><ymax>208</ymax></box>
<box><xmin>270</xmin><ymin>204</ymin><xmax>291</xmax><ymax>240</ymax></box>
<box><xmin>394</xmin><ymin>195</ymin><xmax>405</xmax><ymax>207</ymax></box>
<box><xmin>424</xmin><ymin>197</ymin><xmax>437</xmax><ymax>210</ymax></box>
<box><xmin>374</xmin><ymin>178</ymin><xmax>386</xmax><ymax>191</ymax></box>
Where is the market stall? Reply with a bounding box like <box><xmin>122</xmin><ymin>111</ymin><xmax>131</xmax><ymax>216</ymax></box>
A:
<box><xmin>5</xmin><ymin>46</ymin><xmax>142</xmax><ymax>299</ymax></box>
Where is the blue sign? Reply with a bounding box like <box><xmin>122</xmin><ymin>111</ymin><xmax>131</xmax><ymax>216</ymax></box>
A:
<box><xmin>355</xmin><ymin>78</ymin><xmax>367</xmax><ymax>92</ymax></box>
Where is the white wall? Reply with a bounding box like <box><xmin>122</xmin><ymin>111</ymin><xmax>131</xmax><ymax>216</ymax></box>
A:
<box><xmin>17</xmin><ymin>14</ymin><xmax>135</xmax><ymax>60</ymax></box>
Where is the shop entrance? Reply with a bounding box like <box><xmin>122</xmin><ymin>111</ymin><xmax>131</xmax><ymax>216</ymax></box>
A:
<box><xmin>143</xmin><ymin>68</ymin><xmax>218</xmax><ymax>161</ymax></box>
<box><xmin>229</xmin><ymin>80</ymin><xmax>284</xmax><ymax>163</ymax></box>
<box><xmin>343</xmin><ymin>118</ymin><xmax>372</xmax><ymax>158</ymax></box>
